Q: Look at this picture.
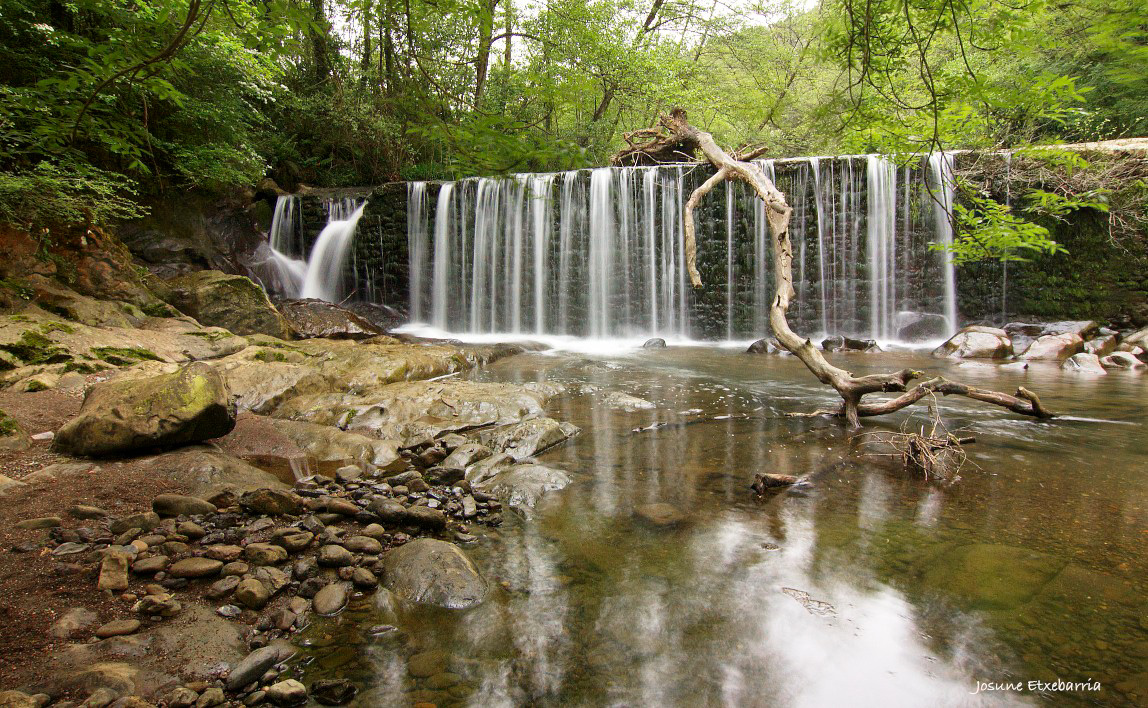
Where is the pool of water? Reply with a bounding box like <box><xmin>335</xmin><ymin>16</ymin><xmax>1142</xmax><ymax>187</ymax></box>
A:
<box><xmin>296</xmin><ymin>348</ymin><xmax>1148</xmax><ymax>707</ymax></box>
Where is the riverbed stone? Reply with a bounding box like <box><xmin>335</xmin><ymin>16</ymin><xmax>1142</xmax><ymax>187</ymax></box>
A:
<box><xmin>169</xmin><ymin>558</ymin><xmax>223</xmax><ymax>578</ymax></box>
<box><xmin>932</xmin><ymin>326</ymin><xmax>1012</xmax><ymax>359</ymax></box>
<box><xmin>98</xmin><ymin>550</ymin><xmax>131</xmax><ymax>591</ymax></box>
<box><xmin>205</xmin><ymin>545</ymin><xmax>244</xmax><ymax>562</ymax></box>
<box><xmin>440</xmin><ymin>443</ymin><xmax>493</xmax><ymax>471</ymax></box>
<box><xmin>226</xmin><ymin>646</ymin><xmax>283</xmax><ymax>691</ymax></box>
<box><xmin>405</xmin><ymin>505</ymin><xmax>448</xmax><ymax>530</ymax></box>
<box><xmin>381</xmin><ymin>538</ymin><xmax>487</xmax><ymax>609</ymax></box>
<box><xmin>312</xmin><ymin>582</ymin><xmax>350</xmax><ymax>615</ymax></box>
<box><xmin>1101</xmin><ymin>352</ymin><xmax>1146</xmax><ymax>369</ymax></box>
<box><xmin>1061</xmin><ymin>352</ymin><xmax>1107</xmax><ymax>374</ymax></box>
<box><xmin>476</xmin><ymin>417</ymin><xmax>579</xmax><ymax>461</ymax></box>
<box><xmin>94</xmin><ymin>619</ymin><xmax>141</xmax><ymax>639</ymax></box>
<box><xmin>265</xmin><ymin>679</ymin><xmax>307</xmax><ymax>707</ymax></box>
<box><xmin>274</xmin><ymin>531</ymin><xmax>314</xmax><ymax>553</ymax></box>
<box><xmin>318</xmin><ymin>545</ymin><xmax>354</xmax><ymax>567</ymax></box>
<box><xmin>310</xmin><ymin>678</ymin><xmax>358</xmax><ymax>706</ymax></box>
<box><xmin>342</xmin><ymin>535</ymin><xmax>383</xmax><ymax>554</ymax></box>
<box><xmin>642</xmin><ymin>338</ymin><xmax>666</xmax><ymax>348</ymax></box>
<box><xmin>53</xmin><ymin>363</ymin><xmax>236</xmax><ymax>457</ymax></box>
<box><xmin>131</xmin><ymin>555</ymin><xmax>170</xmax><ymax>575</ymax></box>
<box><xmin>15</xmin><ymin>516</ymin><xmax>61</xmax><ymax>530</ymax></box>
<box><xmin>206</xmin><ymin>575</ymin><xmax>240</xmax><ymax>600</ymax></box>
<box><xmin>634</xmin><ymin>503</ymin><xmax>688</xmax><ymax>528</ymax></box>
<box><xmin>921</xmin><ymin>543</ymin><xmax>1063</xmax><ymax>610</ymax></box>
<box><xmin>278</xmin><ymin>299</ymin><xmax>381</xmax><ymax>340</ymax></box>
<box><xmin>244</xmin><ymin>543</ymin><xmax>288</xmax><ymax>565</ymax></box>
<box><xmin>599</xmin><ymin>391</ymin><xmax>656</xmax><ymax>411</ymax></box>
<box><xmin>240</xmin><ymin>488</ymin><xmax>303</xmax><ymax>516</ymax></box>
<box><xmin>152</xmin><ymin>494</ymin><xmax>217</xmax><ymax>517</ymax></box>
<box><xmin>746</xmin><ymin>337</ymin><xmax>782</xmax><ymax>354</ymax></box>
<box><xmin>109</xmin><ymin>512</ymin><xmax>161</xmax><ymax>534</ymax></box>
<box><xmin>234</xmin><ymin>578</ymin><xmax>270</xmax><ymax>609</ymax></box>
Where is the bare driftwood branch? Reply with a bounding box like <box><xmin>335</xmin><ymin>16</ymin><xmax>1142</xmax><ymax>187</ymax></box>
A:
<box><xmin>612</xmin><ymin>108</ymin><xmax>1057</xmax><ymax>428</ymax></box>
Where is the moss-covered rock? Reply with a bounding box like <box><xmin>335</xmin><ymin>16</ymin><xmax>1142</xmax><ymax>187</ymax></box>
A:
<box><xmin>53</xmin><ymin>362</ymin><xmax>236</xmax><ymax>457</ymax></box>
<box><xmin>0</xmin><ymin>408</ymin><xmax>30</xmax><ymax>451</ymax></box>
<box><xmin>166</xmin><ymin>270</ymin><xmax>291</xmax><ymax>339</ymax></box>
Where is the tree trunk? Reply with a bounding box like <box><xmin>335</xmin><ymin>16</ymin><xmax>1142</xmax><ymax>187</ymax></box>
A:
<box><xmin>474</xmin><ymin>0</ymin><xmax>498</xmax><ymax>105</ymax></box>
<box><xmin>612</xmin><ymin>109</ymin><xmax>1056</xmax><ymax>428</ymax></box>
<box><xmin>309</xmin><ymin>0</ymin><xmax>332</xmax><ymax>86</ymax></box>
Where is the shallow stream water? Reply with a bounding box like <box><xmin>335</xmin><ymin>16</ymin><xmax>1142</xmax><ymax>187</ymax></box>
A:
<box><xmin>296</xmin><ymin>348</ymin><xmax>1148</xmax><ymax>707</ymax></box>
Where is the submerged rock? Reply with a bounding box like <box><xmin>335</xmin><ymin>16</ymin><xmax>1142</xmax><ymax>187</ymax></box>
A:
<box><xmin>166</xmin><ymin>269</ymin><xmax>291</xmax><ymax>339</ymax></box>
<box><xmin>1100</xmin><ymin>352</ymin><xmax>1146</xmax><ymax>369</ymax></box>
<box><xmin>53</xmin><ymin>363</ymin><xmax>235</xmax><ymax>457</ymax></box>
<box><xmin>821</xmin><ymin>335</ymin><xmax>881</xmax><ymax>353</ymax></box>
<box><xmin>381</xmin><ymin>538</ymin><xmax>487</xmax><ymax>609</ymax></box>
<box><xmin>932</xmin><ymin>326</ymin><xmax>1013</xmax><ymax>359</ymax></box>
<box><xmin>598</xmin><ymin>391</ymin><xmax>656</xmax><ymax>411</ymax></box>
<box><xmin>278</xmin><ymin>299</ymin><xmax>382</xmax><ymax>340</ymax></box>
<box><xmin>475</xmin><ymin>463</ymin><xmax>572</xmax><ymax>518</ymax></box>
<box><xmin>746</xmin><ymin>338</ymin><xmax>782</xmax><ymax>354</ymax></box>
<box><xmin>642</xmin><ymin>338</ymin><xmax>667</xmax><ymax>348</ymax></box>
<box><xmin>634</xmin><ymin>503</ymin><xmax>688</xmax><ymax>528</ymax></box>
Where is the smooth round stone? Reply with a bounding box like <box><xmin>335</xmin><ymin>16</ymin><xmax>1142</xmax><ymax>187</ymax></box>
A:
<box><xmin>221</xmin><ymin>561</ymin><xmax>250</xmax><ymax>577</ymax></box>
<box><xmin>351</xmin><ymin>567</ymin><xmax>378</xmax><ymax>589</ymax></box>
<box><xmin>312</xmin><ymin>582</ymin><xmax>350</xmax><ymax>615</ymax></box>
<box><xmin>234</xmin><ymin>578</ymin><xmax>271</xmax><ymax>610</ymax></box>
<box><xmin>94</xmin><ymin>619</ymin><xmax>141</xmax><ymax>639</ymax></box>
<box><xmin>176</xmin><ymin>521</ymin><xmax>206</xmax><ymax>539</ymax></box>
<box><xmin>131</xmin><ymin>555</ymin><xmax>170</xmax><ymax>575</ymax></box>
<box><xmin>206</xmin><ymin>575</ymin><xmax>240</xmax><ymax>600</ymax></box>
<box><xmin>205</xmin><ymin>544</ymin><xmax>244</xmax><ymax>562</ymax></box>
<box><xmin>168</xmin><ymin>558</ymin><xmax>223</xmax><ymax>578</ymax></box>
<box><xmin>342</xmin><ymin>536</ymin><xmax>382</xmax><ymax>554</ymax></box>
<box><xmin>265</xmin><ymin>679</ymin><xmax>307</xmax><ymax>707</ymax></box>
<box><xmin>317</xmin><ymin>545</ymin><xmax>354</xmax><ymax>567</ymax></box>
<box><xmin>360</xmin><ymin>523</ymin><xmax>387</xmax><ymax>540</ymax></box>
<box><xmin>274</xmin><ymin>532</ymin><xmax>313</xmax><ymax>553</ymax></box>
<box><xmin>244</xmin><ymin>543</ymin><xmax>288</xmax><ymax>565</ymax></box>
<box><xmin>15</xmin><ymin>516</ymin><xmax>62</xmax><ymax>530</ymax></box>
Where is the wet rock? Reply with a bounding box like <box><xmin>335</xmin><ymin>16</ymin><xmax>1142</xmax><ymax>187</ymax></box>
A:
<box><xmin>1083</xmin><ymin>334</ymin><xmax>1119</xmax><ymax>357</ymax></box>
<box><xmin>278</xmin><ymin>299</ymin><xmax>382</xmax><ymax>340</ymax></box>
<box><xmin>234</xmin><ymin>578</ymin><xmax>270</xmax><ymax>609</ymax></box>
<box><xmin>1101</xmin><ymin>352</ymin><xmax>1146</xmax><ymax>369</ymax></box>
<box><xmin>342</xmin><ymin>535</ymin><xmax>383</xmax><ymax>554</ymax></box>
<box><xmin>310</xmin><ymin>678</ymin><xmax>358</xmax><ymax>706</ymax></box>
<box><xmin>1061</xmin><ymin>352</ymin><xmax>1107</xmax><ymax>374</ymax></box>
<box><xmin>634</xmin><ymin>503</ymin><xmax>688</xmax><ymax>528</ymax></box>
<box><xmin>98</xmin><ymin>550</ymin><xmax>132</xmax><ymax>591</ymax></box>
<box><xmin>642</xmin><ymin>338</ymin><xmax>666</xmax><ymax>348</ymax></box>
<box><xmin>50</xmin><ymin>607</ymin><xmax>100</xmax><ymax>638</ymax></box>
<box><xmin>167</xmin><ymin>270</ymin><xmax>291</xmax><ymax>338</ymax></box>
<box><xmin>244</xmin><ymin>543</ymin><xmax>288</xmax><ymax>566</ymax></box>
<box><xmin>1022</xmin><ymin>332</ymin><xmax>1084</xmax><ymax>361</ymax></box>
<box><xmin>195</xmin><ymin>687</ymin><xmax>225</xmax><ymax>708</ymax></box>
<box><xmin>318</xmin><ymin>545</ymin><xmax>354</xmax><ymax>567</ymax></box>
<box><xmin>265</xmin><ymin>679</ymin><xmax>307</xmax><ymax>707</ymax></box>
<box><xmin>598</xmin><ymin>392</ymin><xmax>656</xmax><ymax>411</ymax></box>
<box><xmin>475</xmin><ymin>464</ymin><xmax>571</xmax><ymax>519</ymax></box>
<box><xmin>1006</xmin><ymin>321</ymin><xmax>1099</xmax><ymax>354</ymax></box>
<box><xmin>476</xmin><ymin>418</ymin><xmax>579</xmax><ymax>461</ymax></box>
<box><xmin>404</xmin><ymin>506</ymin><xmax>447</xmax><ymax>531</ymax></box>
<box><xmin>313</xmin><ymin>582</ymin><xmax>350</xmax><ymax>615</ymax></box>
<box><xmin>94</xmin><ymin>619</ymin><xmax>141</xmax><ymax>639</ymax></box>
<box><xmin>109</xmin><ymin>512</ymin><xmax>161</xmax><ymax>535</ymax></box>
<box><xmin>240</xmin><ymin>489</ymin><xmax>303</xmax><ymax>516</ymax></box>
<box><xmin>821</xmin><ymin>335</ymin><xmax>881</xmax><ymax>353</ymax></box>
<box><xmin>226</xmin><ymin>646</ymin><xmax>283</xmax><ymax>691</ymax></box>
<box><xmin>407</xmin><ymin>649</ymin><xmax>448</xmax><ymax>677</ymax></box>
<box><xmin>152</xmin><ymin>494</ymin><xmax>217</xmax><ymax>517</ymax></box>
<box><xmin>381</xmin><ymin>538</ymin><xmax>487</xmax><ymax>609</ymax></box>
<box><xmin>440</xmin><ymin>443</ymin><xmax>493</xmax><ymax>471</ymax></box>
<box><xmin>205</xmin><ymin>545</ymin><xmax>244</xmax><ymax>562</ymax></box>
<box><xmin>169</xmin><ymin>558</ymin><xmax>223</xmax><ymax>578</ymax></box>
<box><xmin>351</xmin><ymin>567</ymin><xmax>378</xmax><ymax>589</ymax></box>
<box><xmin>164</xmin><ymin>687</ymin><xmax>199</xmax><ymax>708</ymax></box>
<box><xmin>746</xmin><ymin>337</ymin><xmax>782</xmax><ymax>354</ymax></box>
<box><xmin>273</xmin><ymin>531</ymin><xmax>314</xmax><ymax>553</ymax></box>
<box><xmin>751</xmin><ymin>473</ymin><xmax>802</xmax><ymax>492</ymax></box>
<box><xmin>53</xmin><ymin>363</ymin><xmax>236</xmax><ymax>457</ymax></box>
<box><xmin>932</xmin><ymin>326</ymin><xmax>1013</xmax><ymax>359</ymax></box>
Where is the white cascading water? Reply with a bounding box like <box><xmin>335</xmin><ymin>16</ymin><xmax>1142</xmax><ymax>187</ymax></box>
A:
<box><xmin>299</xmin><ymin>200</ymin><xmax>367</xmax><ymax>302</ymax></box>
<box><xmin>264</xmin><ymin>196</ymin><xmax>307</xmax><ymax>296</ymax></box>
<box><xmin>928</xmin><ymin>152</ymin><xmax>959</xmax><ymax>336</ymax></box>
<box><xmin>407</xmin><ymin>155</ymin><xmax>960</xmax><ymax>342</ymax></box>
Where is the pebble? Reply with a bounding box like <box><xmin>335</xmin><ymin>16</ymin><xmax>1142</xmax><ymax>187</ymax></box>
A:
<box><xmin>15</xmin><ymin>516</ymin><xmax>61</xmax><ymax>530</ymax></box>
<box><xmin>131</xmin><ymin>555</ymin><xmax>170</xmax><ymax>575</ymax></box>
<box><xmin>68</xmin><ymin>505</ymin><xmax>109</xmax><ymax>520</ymax></box>
<box><xmin>168</xmin><ymin>558</ymin><xmax>223</xmax><ymax>578</ymax></box>
<box><xmin>221</xmin><ymin>561</ymin><xmax>249</xmax><ymax>576</ymax></box>
<box><xmin>342</xmin><ymin>535</ymin><xmax>382</xmax><ymax>554</ymax></box>
<box><xmin>317</xmin><ymin>545</ymin><xmax>354</xmax><ymax>567</ymax></box>
<box><xmin>244</xmin><ymin>543</ymin><xmax>288</xmax><ymax>565</ymax></box>
<box><xmin>206</xmin><ymin>576</ymin><xmax>240</xmax><ymax>600</ymax></box>
<box><xmin>265</xmin><ymin>679</ymin><xmax>307</xmax><ymax>707</ymax></box>
<box><xmin>234</xmin><ymin>578</ymin><xmax>271</xmax><ymax>610</ymax></box>
<box><xmin>194</xmin><ymin>686</ymin><xmax>225</xmax><ymax>708</ymax></box>
<box><xmin>313</xmin><ymin>582</ymin><xmax>350</xmax><ymax>615</ymax></box>
<box><xmin>97</xmin><ymin>550</ymin><xmax>131</xmax><ymax>591</ymax></box>
<box><xmin>216</xmin><ymin>605</ymin><xmax>242</xmax><ymax>619</ymax></box>
<box><xmin>205</xmin><ymin>544</ymin><xmax>244</xmax><ymax>562</ymax></box>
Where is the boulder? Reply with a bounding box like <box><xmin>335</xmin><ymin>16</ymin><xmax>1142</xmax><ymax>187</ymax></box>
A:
<box><xmin>1100</xmin><ymin>352</ymin><xmax>1146</xmax><ymax>369</ymax></box>
<box><xmin>476</xmin><ymin>418</ymin><xmax>580</xmax><ymax>461</ymax></box>
<box><xmin>894</xmin><ymin>311</ymin><xmax>950</xmax><ymax>342</ymax></box>
<box><xmin>0</xmin><ymin>409</ymin><xmax>30</xmax><ymax>452</ymax></box>
<box><xmin>381</xmin><ymin>539</ymin><xmax>487</xmax><ymax>609</ymax></box>
<box><xmin>277</xmin><ymin>299</ymin><xmax>382</xmax><ymax>340</ymax></box>
<box><xmin>1083</xmin><ymin>334</ymin><xmax>1119</xmax><ymax>357</ymax></box>
<box><xmin>53</xmin><ymin>363</ymin><xmax>235</xmax><ymax>457</ymax></box>
<box><xmin>1124</xmin><ymin>326</ymin><xmax>1148</xmax><ymax>349</ymax></box>
<box><xmin>746</xmin><ymin>337</ymin><xmax>782</xmax><ymax>354</ymax></box>
<box><xmin>1061</xmin><ymin>353</ymin><xmax>1107</xmax><ymax>375</ymax></box>
<box><xmin>932</xmin><ymin>326</ymin><xmax>1013</xmax><ymax>359</ymax></box>
<box><xmin>166</xmin><ymin>270</ymin><xmax>291</xmax><ymax>339</ymax></box>
<box><xmin>642</xmin><ymin>338</ymin><xmax>667</xmax><ymax>348</ymax></box>
<box><xmin>821</xmin><ymin>335</ymin><xmax>881</xmax><ymax>353</ymax></box>
<box><xmin>1006</xmin><ymin>321</ymin><xmax>1098</xmax><ymax>355</ymax></box>
<box><xmin>439</xmin><ymin>443</ymin><xmax>493</xmax><ymax>471</ymax></box>
<box><xmin>475</xmin><ymin>463</ymin><xmax>572</xmax><ymax>519</ymax></box>
<box><xmin>1021</xmin><ymin>333</ymin><xmax>1084</xmax><ymax>361</ymax></box>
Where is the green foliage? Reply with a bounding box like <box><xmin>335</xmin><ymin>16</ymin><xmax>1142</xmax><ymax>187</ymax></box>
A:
<box><xmin>0</xmin><ymin>159</ymin><xmax>145</xmax><ymax>230</ymax></box>
<box><xmin>940</xmin><ymin>186</ymin><xmax>1067</xmax><ymax>264</ymax></box>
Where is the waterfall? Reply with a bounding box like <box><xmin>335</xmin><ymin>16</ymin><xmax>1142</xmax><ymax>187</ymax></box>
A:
<box><xmin>300</xmin><ymin>201</ymin><xmax>367</xmax><ymax>302</ymax></box>
<box><xmin>407</xmin><ymin>155</ymin><xmax>960</xmax><ymax>342</ymax></box>
<box><xmin>262</xmin><ymin>196</ymin><xmax>307</xmax><ymax>297</ymax></box>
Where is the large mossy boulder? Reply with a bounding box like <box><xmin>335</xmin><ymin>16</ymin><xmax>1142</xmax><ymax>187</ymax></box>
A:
<box><xmin>277</xmin><ymin>299</ymin><xmax>382</xmax><ymax>340</ymax></box>
<box><xmin>166</xmin><ymin>270</ymin><xmax>291</xmax><ymax>339</ymax></box>
<box><xmin>931</xmin><ymin>326</ymin><xmax>1013</xmax><ymax>359</ymax></box>
<box><xmin>381</xmin><ymin>538</ymin><xmax>487</xmax><ymax>609</ymax></box>
<box><xmin>53</xmin><ymin>363</ymin><xmax>236</xmax><ymax>457</ymax></box>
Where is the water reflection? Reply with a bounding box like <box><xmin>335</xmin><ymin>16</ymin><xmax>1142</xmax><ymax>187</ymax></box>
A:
<box><xmin>296</xmin><ymin>348</ymin><xmax>1146</xmax><ymax>706</ymax></box>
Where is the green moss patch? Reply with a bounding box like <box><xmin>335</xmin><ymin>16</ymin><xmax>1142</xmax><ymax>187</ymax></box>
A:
<box><xmin>91</xmin><ymin>346</ymin><xmax>163</xmax><ymax>366</ymax></box>
<box><xmin>39</xmin><ymin>320</ymin><xmax>76</xmax><ymax>335</ymax></box>
<box><xmin>0</xmin><ymin>409</ymin><xmax>20</xmax><ymax>437</ymax></box>
<box><xmin>252</xmin><ymin>348</ymin><xmax>289</xmax><ymax>363</ymax></box>
<box><xmin>0</xmin><ymin>330</ymin><xmax>71</xmax><ymax>364</ymax></box>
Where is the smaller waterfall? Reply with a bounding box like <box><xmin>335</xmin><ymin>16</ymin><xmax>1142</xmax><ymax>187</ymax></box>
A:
<box><xmin>264</xmin><ymin>196</ymin><xmax>307</xmax><ymax>296</ymax></box>
<box><xmin>300</xmin><ymin>201</ymin><xmax>367</xmax><ymax>302</ymax></box>
<box><xmin>407</xmin><ymin>183</ymin><xmax>430</xmax><ymax>320</ymax></box>
<box><xmin>928</xmin><ymin>153</ymin><xmax>958</xmax><ymax>336</ymax></box>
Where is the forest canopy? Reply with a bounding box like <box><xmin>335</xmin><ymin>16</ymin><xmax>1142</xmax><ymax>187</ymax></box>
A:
<box><xmin>0</xmin><ymin>0</ymin><xmax>1145</xmax><ymax>227</ymax></box>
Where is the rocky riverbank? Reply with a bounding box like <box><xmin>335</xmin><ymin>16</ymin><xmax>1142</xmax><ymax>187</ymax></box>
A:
<box><xmin>0</xmin><ymin>230</ymin><xmax>582</xmax><ymax>706</ymax></box>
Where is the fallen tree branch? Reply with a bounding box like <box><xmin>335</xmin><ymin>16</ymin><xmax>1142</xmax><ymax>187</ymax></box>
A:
<box><xmin>612</xmin><ymin>109</ymin><xmax>1058</xmax><ymax>428</ymax></box>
